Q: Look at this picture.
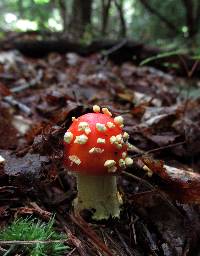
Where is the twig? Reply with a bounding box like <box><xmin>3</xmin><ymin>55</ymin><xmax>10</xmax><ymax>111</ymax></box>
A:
<box><xmin>122</xmin><ymin>171</ymin><xmax>155</xmax><ymax>190</ymax></box>
<box><xmin>100</xmin><ymin>39</ymin><xmax>127</xmax><ymax>66</ymax></box>
<box><xmin>66</xmin><ymin>247</ymin><xmax>77</xmax><ymax>256</ymax></box>
<box><xmin>115</xmin><ymin>228</ymin><xmax>133</xmax><ymax>256</ymax></box>
<box><xmin>103</xmin><ymin>232</ymin><xmax>130</xmax><ymax>256</ymax></box>
<box><xmin>188</xmin><ymin>60</ymin><xmax>199</xmax><ymax>78</ymax></box>
<box><xmin>178</xmin><ymin>55</ymin><xmax>190</xmax><ymax>77</ymax></box>
<box><xmin>122</xmin><ymin>171</ymin><xmax>184</xmax><ymax>217</ymax></box>
<box><xmin>130</xmin><ymin>215</ymin><xmax>138</xmax><ymax>245</ymax></box>
<box><xmin>0</xmin><ymin>74</ymin><xmax>15</xmax><ymax>80</ymax></box>
<box><xmin>130</xmin><ymin>141</ymin><xmax>186</xmax><ymax>158</ymax></box>
<box><xmin>11</xmin><ymin>69</ymin><xmax>43</xmax><ymax>93</ymax></box>
<box><xmin>103</xmin><ymin>38</ymin><xmax>127</xmax><ymax>56</ymax></box>
<box><xmin>2</xmin><ymin>244</ymin><xmax>15</xmax><ymax>256</ymax></box>
<box><xmin>70</xmin><ymin>214</ymin><xmax>114</xmax><ymax>256</ymax></box>
<box><xmin>0</xmin><ymin>239</ymin><xmax>68</xmax><ymax>245</ymax></box>
<box><xmin>28</xmin><ymin>202</ymin><xmax>52</xmax><ymax>221</ymax></box>
<box><xmin>63</xmin><ymin>226</ymin><xmax>87</xmax><ymax>256</ymax></box>
<box><xmin>178</xmin><ymin>56</ymin><xmax>199</xmax><ymax>78</ymax></box>
<box><xmin>3</xmin><ymin>96</ymin><xmax>32</xmax><ymax>115</ymax></box>
<box><xmin>56</xmin><ymin>214</ymin><xmax>88</xmax><ymax>256</ymax></box>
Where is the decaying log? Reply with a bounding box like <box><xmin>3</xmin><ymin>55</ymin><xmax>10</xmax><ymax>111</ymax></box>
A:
<box><xmin>0</xmin><ymin>36</ymin><xmax>199</xmax><ymax>77</ymax></box>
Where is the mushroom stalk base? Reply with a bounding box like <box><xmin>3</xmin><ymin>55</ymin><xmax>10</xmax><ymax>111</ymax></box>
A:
<box><xmin>74</xmin><ymin>175</ymin><xmax>122</xmax><ymax>220</ymax></box>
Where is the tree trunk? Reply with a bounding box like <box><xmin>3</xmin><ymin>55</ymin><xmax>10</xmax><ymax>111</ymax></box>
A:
<box><xmin>114</xmin><ymin>0</ymin><xmax>127</xmax><ymax>37</ymax></box>
<box><xmin>58</xmin><ymin>0</ymin><xmax>68</xmax><ymax>32</ymax></box>
<box><xmin>195</xmin><ymin>3</ymin><xmax>200</xmax><ymax>25</ymax></box>
<box><xmin>181</xmin><ymin>0</ymin><xmax>198</xmax><ymax>39</ymax></box>
<box><xmin>101</xmin><ymin>0</ymin><xmax>112</xmax><ymax>36</ymax></box>
<box><xmin>70</xmin><ymin>0</ymin><xmax>93</xmax><ymax>39</ymax></box>
<box><xmin>18</xmin><ymin>0</ymin><xmax>24</xmax><ymax>18</ymax></box>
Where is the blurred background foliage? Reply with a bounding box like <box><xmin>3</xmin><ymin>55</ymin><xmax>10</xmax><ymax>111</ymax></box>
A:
<box><xmin>0</xmin><ymin>0</ymin><xmax>200</xmax><ymax>51</ymax></box>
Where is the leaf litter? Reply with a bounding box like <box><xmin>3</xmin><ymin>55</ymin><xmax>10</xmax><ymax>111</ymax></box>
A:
<box><xmin>0</xmin><ymin>50</ymin><xmax>200</xmax><ymax>255</ymax></box>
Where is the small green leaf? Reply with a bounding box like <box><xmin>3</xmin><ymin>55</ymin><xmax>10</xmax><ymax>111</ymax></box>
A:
<box><xmin>140</xmin><ymin>50</ymin><xmax>184</xmax><ymax>66</ymax></box>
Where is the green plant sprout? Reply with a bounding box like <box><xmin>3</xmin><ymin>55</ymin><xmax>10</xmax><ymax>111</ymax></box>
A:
<box><xmin>140</xmin><ymin>50</ymin><xmax>185</xmax><ymax>66</ymax></box>
<box><xmin>0</xmin><ymin>216</ymin><xmax>69</xmax><ymax>256</ymax></box>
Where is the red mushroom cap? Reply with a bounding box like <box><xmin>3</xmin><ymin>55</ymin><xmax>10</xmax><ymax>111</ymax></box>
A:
<box><xmin>63</xmin><ymin>112</ymin><xmax>129</xmax><ymax>175</ymax></box>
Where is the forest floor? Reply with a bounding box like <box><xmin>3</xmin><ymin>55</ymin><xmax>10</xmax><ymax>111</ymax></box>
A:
<box><xmin>0</xmin><ymin>49</ymin><xmax>200</xmax><ymax>256</ymax></box>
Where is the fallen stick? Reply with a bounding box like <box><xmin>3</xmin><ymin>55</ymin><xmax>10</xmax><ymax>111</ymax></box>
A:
<box><xmin>3</xmin><ymin>96</ymin><xmax>32</xmax><ymax>116</ymax></box>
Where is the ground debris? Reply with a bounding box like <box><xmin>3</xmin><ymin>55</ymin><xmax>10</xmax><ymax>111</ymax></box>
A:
<box><xmin>0</xmin><ymin>50</ymin><xmax>200</xmax><ymax>255</ymax></box>
<box><xmin>0</xmin><ymin>150</ymin><xmax>49</xmax><ymax>183</ymax></box>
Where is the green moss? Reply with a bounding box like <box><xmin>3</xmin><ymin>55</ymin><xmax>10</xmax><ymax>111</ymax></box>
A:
<box><xmin>0</xmin><ymin>216</ymin><xmax>69</xmax><ymax>256</ymax></box>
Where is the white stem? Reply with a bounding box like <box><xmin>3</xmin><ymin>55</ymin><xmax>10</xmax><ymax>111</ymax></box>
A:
<box><xmin>74</xmin><ymin>175</ymin><xmax>122</xmax><ymax>220</ymax></box>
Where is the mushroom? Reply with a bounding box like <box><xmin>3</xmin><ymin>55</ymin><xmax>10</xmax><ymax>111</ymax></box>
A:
<box><xmin>63</xmin><ymin>106</ymin><xmax>133</xmax><ymax>220</ymax></box>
